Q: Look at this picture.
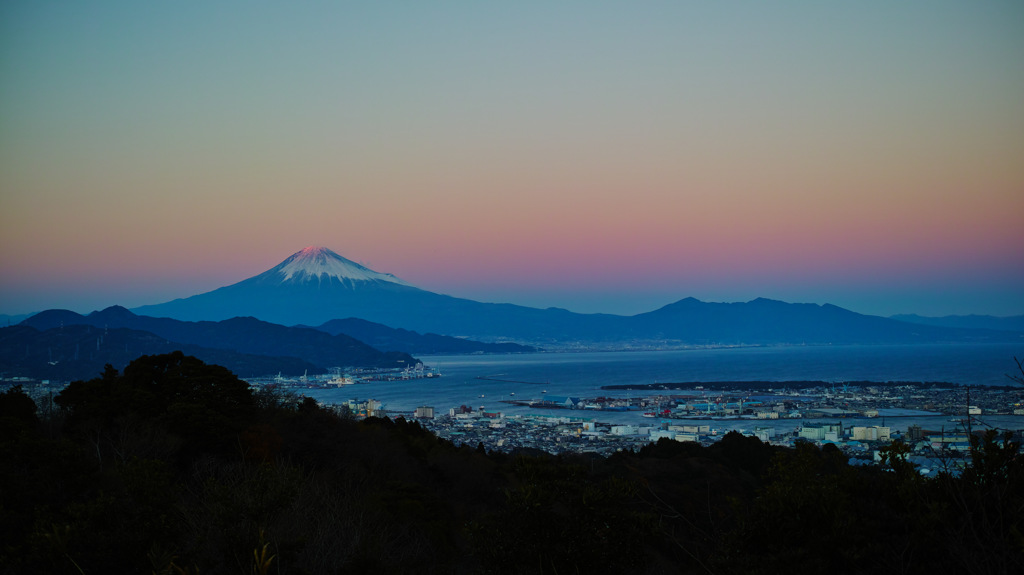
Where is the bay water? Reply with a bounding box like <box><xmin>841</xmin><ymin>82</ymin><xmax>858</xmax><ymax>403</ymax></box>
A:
<box><xmin>307</xmin><ymin>343</ymin><xmax>1024</xmax><ymax>434</ymax></box>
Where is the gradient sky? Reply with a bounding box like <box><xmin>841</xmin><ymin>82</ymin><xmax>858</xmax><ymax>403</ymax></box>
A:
<box><xmin>2</xmin><ymin>1</ymin><xmax>1023</xmax><ymax>318</ymax></box>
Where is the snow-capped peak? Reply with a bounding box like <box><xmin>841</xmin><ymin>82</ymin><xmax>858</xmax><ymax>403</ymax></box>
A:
<box><xmin>273</xmin><ymin>247</ymin><xmax>413</xmax><ymax>286</ymax></box>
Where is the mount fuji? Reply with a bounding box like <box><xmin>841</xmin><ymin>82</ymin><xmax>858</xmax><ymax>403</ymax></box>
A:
<box><xmin>260</xmin><ymin>246</ymin><xmax>414</xmax><ymax>287</ymax></box>
<box><xmin>133</xmin><ymin>247</ymin><xmax>585</xmax><ymax>340</ymax></box>
<box><xmin>132</xmin><ymin>247</ymin><xmax>1020</xmax><ymax>345</ymax></box>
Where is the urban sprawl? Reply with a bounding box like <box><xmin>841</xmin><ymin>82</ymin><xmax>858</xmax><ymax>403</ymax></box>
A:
<box><xmin>9</xmin><ymin>364</ymin><xmax>1023</xmax><ymax>476</ymax></box>
<box><xmin>256</xmin><ymin>366</ymin><xmax>1024</xmax><ymax>476</ymax></box>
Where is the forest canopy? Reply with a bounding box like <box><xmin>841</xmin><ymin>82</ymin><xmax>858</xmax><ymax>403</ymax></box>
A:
<box><xmin>1</xmin><ymin>352</ymin><xmax>1021</xmax><ymax>574</ymax></box>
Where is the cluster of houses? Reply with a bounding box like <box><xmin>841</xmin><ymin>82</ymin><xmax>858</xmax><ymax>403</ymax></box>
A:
<box><xmin>327</xmin><ymin>396</ymin><xmax>1016</xmax><ymax>475</ymax></box>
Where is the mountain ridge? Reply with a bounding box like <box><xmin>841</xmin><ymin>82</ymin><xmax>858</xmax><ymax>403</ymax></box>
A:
<box><xmin>20</xmin><ymin>307</ymin><xmax>419</xmax><ymax>372</ymax></box>
<box><xmin>127</xmin><ymin>247</ymin><xmax>1023</xmax><ymax>345</ymax></box>
<box><xmin>254</xmin><ymin>246</ymin><xmax>414</xmax><ymax>287</ymax></box>
<box><xmin>307</xmin><ymin>318</ymin><xmax>539</xmax><ymax>354</ymax></box>
<box><xmin>0</xmin><ymin>324</ymin><xmax>322</xmax><ymax>381</ymax></box>
<box><xmin>890</xmin><ymin>313</ymin><xmax>1024</xmax><ymax>333</ymax></box>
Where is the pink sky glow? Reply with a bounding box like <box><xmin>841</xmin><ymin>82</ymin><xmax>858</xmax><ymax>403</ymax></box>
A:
<box><xmin>2</xmin><ymin>3</ymin><xmax>1022</xmax><ymax>318</ymax></box>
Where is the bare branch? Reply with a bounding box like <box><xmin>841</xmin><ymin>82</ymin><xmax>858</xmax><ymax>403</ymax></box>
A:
<box><xmin>1005</xmin><ymin>355</ymin><xmax>1024</xmax><ymax>386</ymax></box>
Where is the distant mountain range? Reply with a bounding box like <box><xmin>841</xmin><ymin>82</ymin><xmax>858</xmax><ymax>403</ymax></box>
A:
<box><xmin>0</xmin><ymin>324</ymin><xmax>321</xmax><ymax>381</ymax></box>
<box><xmin>9</xmin><ymin>306</ymin><xmax>421</xmax><ymax>381</ymax></box>
<box><xmin>307</xmin><ymin>318</ymin><xmax>538</xmax><ymax>354</ymax></box>
<box><xmin>890</xmin><ymin>314</ymin><xmax>1024</xmax><ymax>333</ymax></box>
<box><xmin>130</xmin><ymin>247</ymin><xmax>1023</xmax><ymax>346</ymax></box>
<box><xmin>4</xmin><ymin>304</ymin><xmax>540</xmax><ymax>381</ymax></box>
<box><xmin>1</xmin><ymin>313</ymin><xmax>34</xmax><ymax>326</ymax></box>
<box><xmin>132</xmin><ymin>247</ymin><xmax>582</xmax><ymax>340</ymax></box>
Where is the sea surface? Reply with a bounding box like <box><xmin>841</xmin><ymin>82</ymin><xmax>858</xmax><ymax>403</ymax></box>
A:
<box><xmin>306</xmin><ymin>343</ymin><xmax>1024</xmax><ymax>434</ymax></box>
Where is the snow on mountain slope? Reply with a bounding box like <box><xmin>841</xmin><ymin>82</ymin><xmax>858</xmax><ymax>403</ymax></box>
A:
<box><xmin>128</xmin><ymin>246</ymin><xmax>1016</xmax><ymax>345</ymax></box>
<box><xmin>262</xmin><ymin>246</ymin><xmax>413</xmax><ymax>286</ymax></box>
<box><xmin>131</xmin><ymin>246</ymin><xmax>428</xmax><ymax>325</ymax></box>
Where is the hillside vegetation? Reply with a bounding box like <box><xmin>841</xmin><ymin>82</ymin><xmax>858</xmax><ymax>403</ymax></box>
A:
<box><xmin>1</xmin><ymin>352</ymin><xmax>1021</xmax><ymax>574</ymax></box>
